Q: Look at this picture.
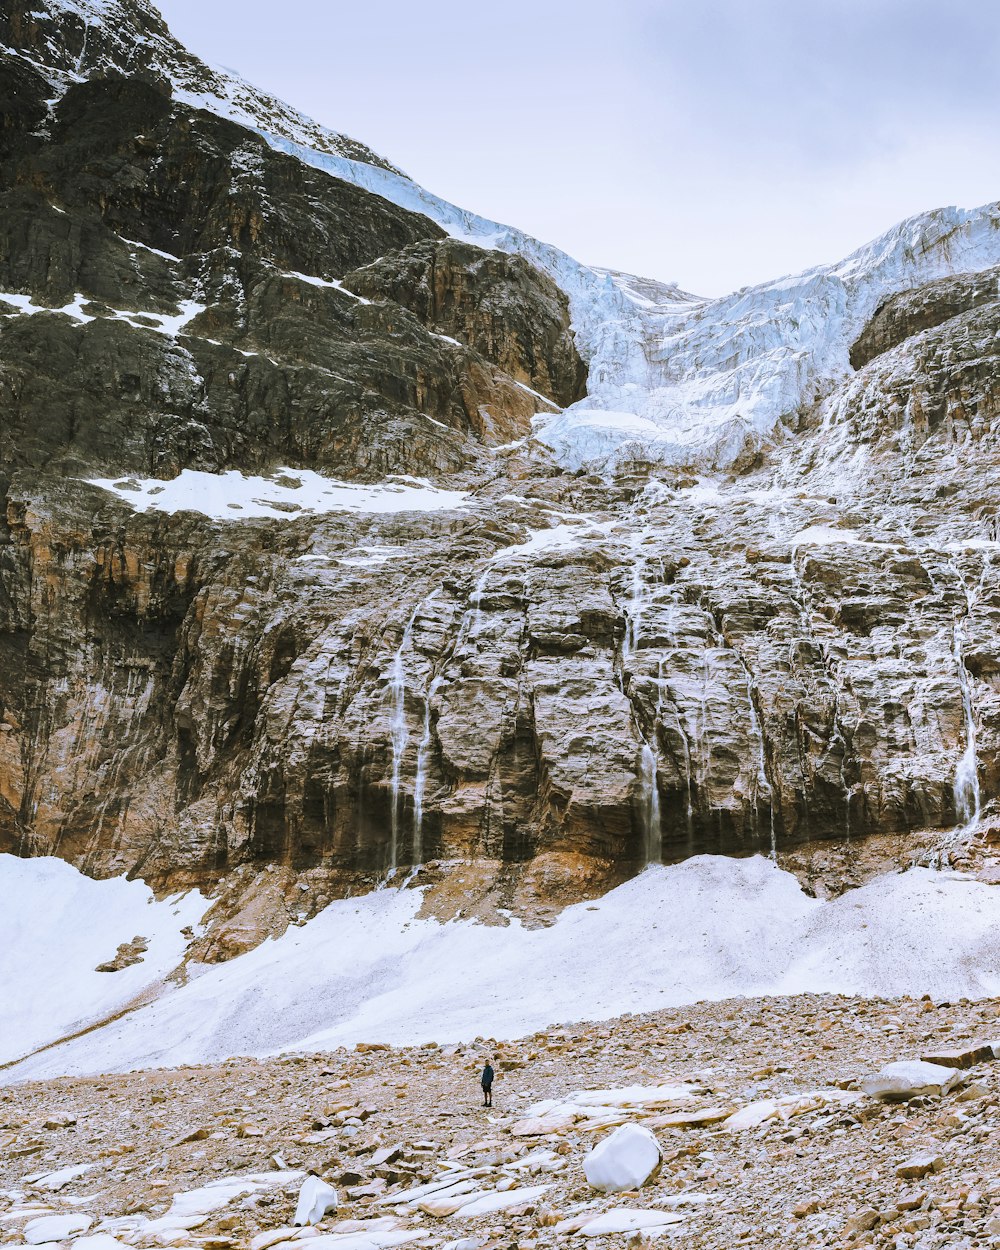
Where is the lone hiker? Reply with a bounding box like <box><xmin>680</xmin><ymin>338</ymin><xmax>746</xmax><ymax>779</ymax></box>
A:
<box><xmin>481</xmin><ymin>1058</ymin><xmax>495</xmax><ymax>1107</ymax></box>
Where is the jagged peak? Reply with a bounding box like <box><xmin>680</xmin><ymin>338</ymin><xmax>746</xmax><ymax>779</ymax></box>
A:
<box><xmin>2</xmin><ymin>0</ymin><xmax>404</xmax><ymax>174</ymax></box>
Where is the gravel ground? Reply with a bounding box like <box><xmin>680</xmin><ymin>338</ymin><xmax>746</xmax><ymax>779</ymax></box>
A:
<box><xmin>1</xmin><ymin>992</ymin><xmax>998</xmax><ymax>1249</ymax></box>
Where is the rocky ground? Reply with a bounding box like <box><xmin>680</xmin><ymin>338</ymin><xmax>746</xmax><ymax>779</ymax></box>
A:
<box><xmin>2</xmin><ymin>993</ymin><xmax>998</xmax><ymax>1250</ymax></box>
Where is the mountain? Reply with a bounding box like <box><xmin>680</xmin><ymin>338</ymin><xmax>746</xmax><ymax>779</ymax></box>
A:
<box><xmin>2</xmin><ymin>0</ymin><xmax>999</xmax><ymax>960</ymax></box>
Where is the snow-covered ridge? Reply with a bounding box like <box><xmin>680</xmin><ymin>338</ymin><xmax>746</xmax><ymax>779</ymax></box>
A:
<box><xmin>15</xmin><ymin>0</ymin><xmax>401</xmax><ymax>173</ymax></box>
<box><xmin>15</xmin><ymin>1</ymin><xmax>1000</xmax><ymax>475</ymax></box>
<box><xmin>4</xmin><ymin>852</ymin><xmax>999</xmax><ymax>1080</ymax></box>
<box><xmin>246</xmin><ymin>152</ymin><xmax>1000</xmax><ymax>475</ymax></box>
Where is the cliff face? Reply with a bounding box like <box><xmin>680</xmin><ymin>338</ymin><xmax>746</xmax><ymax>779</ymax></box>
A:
<box><xmin>2</xmin><ymin>0</ymin><xmax>999</xmax><ymax>902</ymax></box>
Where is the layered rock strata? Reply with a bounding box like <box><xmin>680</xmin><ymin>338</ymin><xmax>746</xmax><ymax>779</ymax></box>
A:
<box><xmin>1</xmin><ymin>0</ymin><xmax>999</xmax><ymax>897</ymax></box>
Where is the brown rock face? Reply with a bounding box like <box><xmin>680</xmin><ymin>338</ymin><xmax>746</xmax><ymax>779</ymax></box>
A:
<box><xmin>1</xmin><ymin>1</ymin><xmax>999</xmax><ymax>906</ymax></box>
<box><xmin>344</xmin><ymin>239</ymin><xmax>588</xmax><ymax>408</ymax></box>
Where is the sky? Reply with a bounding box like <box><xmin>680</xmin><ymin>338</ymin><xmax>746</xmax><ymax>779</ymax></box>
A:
<box><xmin>155</xmin><ymin>0</ymin><xmax>1000</xmax><ymax>297</ymax></box>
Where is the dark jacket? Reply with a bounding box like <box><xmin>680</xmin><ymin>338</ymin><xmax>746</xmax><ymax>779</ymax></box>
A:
<box><xmin>481</xmin><ymin>1064</ymin><xmax>495</xmax><ymax>1088</ymax></box>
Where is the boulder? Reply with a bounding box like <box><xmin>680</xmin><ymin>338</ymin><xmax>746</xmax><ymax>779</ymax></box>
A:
<box><xmin>583</xmin><ymin>1123</ymin><xmax>661</xmax><ymax>1193</ymax></box>
<box><xmin>919</xmin><ymin>1044</ymin><xmax>994</xmax><ymax>1069</ymax></box>
<box><xmin>896</xmin><ymin>1154</ymin><xmax>945</xmax><ymax>1180</ymax></box>
<box><xmin>293</xmin><ymin>1175</ymin><xmax>338</xmax><ymax>1226</ymax></box>
<box><xmin>861</xmin><ymin>1060</ymin><xmax>961</xmax><ymax>1101</ymax></box>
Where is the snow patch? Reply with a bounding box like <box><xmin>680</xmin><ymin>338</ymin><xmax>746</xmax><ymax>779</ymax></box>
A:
<box><xmin>84</xmin><ymin>468</ymin><xmax>471</xmax><ymax>521</ymax></box>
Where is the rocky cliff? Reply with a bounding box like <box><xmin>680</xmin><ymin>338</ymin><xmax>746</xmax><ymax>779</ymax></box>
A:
<box><xmin>1</xmin><ymin>0</ymin><xmax>999</xmax><ymax>916</ymax></box>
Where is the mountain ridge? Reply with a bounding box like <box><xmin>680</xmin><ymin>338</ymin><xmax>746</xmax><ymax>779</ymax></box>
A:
<box><xmin>0</xmin><ymin>0</ymin><xmax>998</xmax><ymax>944</ymax></box>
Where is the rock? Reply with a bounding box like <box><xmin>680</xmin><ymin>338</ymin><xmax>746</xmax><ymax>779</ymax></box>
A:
<box><xmin>844</xmin><ymin>1208</ymin><xmax>880</xmax><ymax>1234</ymax></box>
<box><xmin>583</xmin><ymin>1123</ymin><xmax>661</xmax><ymax>1193</ymax></box>
<box><xmin>861</xmin><ymin>1061</ymin><xmax>962</xmax><ymax>1101</ymax></box>
<box><xmin>293</xmin><ymin>1175</ymin><xmax>338</xmax><ymax>1226</ymax></box>
<box><xmin>792</xmin><ymin>1199</ymin><xmax>820</xmax><ymax>1217</ymax></box>
<box><xmin>169</xmin><ymin>1126</ymin><xmax>210</xmax><ymax>1146</ymax></box>
<box><xmin>919</xmin><ymin>1044</ymin><xmax>994</xmax><ymax>1069</ymax></box>
<box><xmin>369</xmin><ymin>1143</ymin><xmax>403</xmax><ymax>1167</ymax></box>
<box><xmin>896</xmin><ymin>1154</ymin><xmax>945</xmax><ymax>1179</ymax></box>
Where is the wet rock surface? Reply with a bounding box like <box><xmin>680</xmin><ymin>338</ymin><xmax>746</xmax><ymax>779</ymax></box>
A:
<box><xmin>1</xmin><ymin>993</ymin><xmax>998</xmax><ymax>1249</ymax></box>
<box><xmin>1</xmin><ymin>0</ymin><xmax>1000</xmax><ymax>909</ymax></box>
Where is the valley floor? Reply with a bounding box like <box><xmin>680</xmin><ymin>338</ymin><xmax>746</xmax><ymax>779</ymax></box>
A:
<box><xmin>1</xmin><ymin>993</ymin><xmax>998</xmax><ymax>1250</ymax></box>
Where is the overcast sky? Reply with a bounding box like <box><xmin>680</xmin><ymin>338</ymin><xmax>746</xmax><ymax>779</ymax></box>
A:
<box><xmin>155</xmin><ymin>0</ymin><xmax>1000</xmax><ymax>296</ymax></box>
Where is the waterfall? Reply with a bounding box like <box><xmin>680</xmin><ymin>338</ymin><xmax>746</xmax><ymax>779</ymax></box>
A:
<box><xmin>470</xmin><ymin>568</ymin><xmax>490</xmax><ymax>635</ymax></box>
<box><xmin>953</xmin><ymin>622</ymin><xmax>981</xmax><ymax>829</ymax></box>
<box><xmin>739</xmin><ymin>659</ymin><xmax>775</xmax><ymax>858</ymax></box>
<box><xmin>412</xmin><ymin>674</ymin><xmax>442</xmax><ymax>868</ymax></box>
<box><xmin>387</xmin><ymin>606</ymin><xmax>419</xmax><ymax>875</ymax></box>
<box><xmin>622</xmin><ymin>536</ymin><xmax>649</xmax><ymax>662</ymax></box>
<box><xmin>638</xmin><ymin>743</ymin><xmax>662</xmax><ymax>864</ymax></box>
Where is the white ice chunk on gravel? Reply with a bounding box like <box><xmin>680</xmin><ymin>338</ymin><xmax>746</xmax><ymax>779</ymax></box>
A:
<box><xmin>24</xmin><ymin>1212</ymin><xmax>92</xmax><ymax>1243</ymax></box>
<box><xmin>167</xmin><ymin>1172</ymin><xmax>303</xmax><ymax>1218</ymax></box>
<box><xmin>294</xmin><ymin>1175</ymin><xmax>338</xmax><ymax>1225</ymax></box>
<box><xmin>861</xmin><ymin>1060</ymin><xmax>963</xmax><ymax>1101</ymax></box>
<box><xmin>84</xmin><ymin>467</ymin><xmax>471</xmax><ymax>521</ymax></box>
<box><xmin>26</xmin><ymin>1163</ymin><xmax>96</xmax><ymax>1191</ymax></box>
<box><xmin>449</xmin><ymin>1184</ymin><xmax>552</xmax><ymax>1218</ymax></box>
<box><xmin>583</xmin><ymin>1123</ymin><xmax>662</xmax><ymax>1193</ymax></box>
<box><xmin>577</xmin><ymin>1208</ymin><xmax>685</xmax><ymax>1237</ymax></box>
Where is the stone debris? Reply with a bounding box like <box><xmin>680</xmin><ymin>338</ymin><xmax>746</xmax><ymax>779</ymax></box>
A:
<box><xmin>896</xmin><ymin>1154</ymin><xmax>946</xmax><ymax>1180</ymax></box>
<box><xmin>583</xmin><ymin>1123</ymin><xmax>661</xmax><ymax>1193</ymax></box>
<box><xmin>1</xmin><ymin>992</ymin><xmax>999</xmax><ymax>1250</ymax></box>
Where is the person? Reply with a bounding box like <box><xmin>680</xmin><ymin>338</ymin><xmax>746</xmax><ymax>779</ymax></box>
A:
<box><xmin>480</xmin><ymin>1058</ymin><xmax>495</xmax><ymax>1107</ymax></box>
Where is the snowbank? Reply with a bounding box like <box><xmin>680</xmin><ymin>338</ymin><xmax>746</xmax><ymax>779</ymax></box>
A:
<box><xmin>85</xmin><ymin>469</ymin><xmax>471</xmax><ymax>521</ymax></box>
<box><xmin>5</xmin><ymin>855</ymin><xmax>1000</xmax><ymax>1081</ymax></box>
<box><xmin>0</xmin><ymin>855</ymin><xmax>206</xmax><ymax>1066</ymax></box>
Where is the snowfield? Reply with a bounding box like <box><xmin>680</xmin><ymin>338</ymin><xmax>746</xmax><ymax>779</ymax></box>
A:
<box><xmin>0</xmin><ymin>855</ymin><xmax>206</xmax><ymax>1066</ymax></box>
<box><xmin>3</xmin><ymin>854</ymin><xmax>999</xmax><ymax>1081</ymax></box>
<box><xmin>85</xmin><ymin>469</ymin><xmax>471</xmax><ymax>521</ymax></box>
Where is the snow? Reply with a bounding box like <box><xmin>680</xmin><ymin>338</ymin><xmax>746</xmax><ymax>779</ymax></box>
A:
<box><xmin>0</xmin><ymin>290</ymin><xmax>205</xmax><ymax>335</ymax></box>
<box><xmin>6</xmin><ymin>855</ymin><xmax>1000</xmax><ymax>1082</ymax></box>
<box><xmin>84</xmin><ymin>468</ymin><xmax>471</xmax><ymax>521</ymax></box>
<box><xmin>294</xmin><ymin>1177</ymin><xmax>338</xmax><ymax>1226</ymax></box>
<box><xmin>0</xmin><ymin>854</ymin><xmax>206</xmax><ymax>1067</ymax></box>
<box><xmin>255</xmin><ymin>128</ymin><xmax>1000</xmax><ymax>474</ymax></box>
<box><xmin>583</xmin><ymin>1123</ymin><xmax>661</xmax><ymax>1193</ymax></box>
<box><xmin>282</xmin><ymin>272</ymin><xmax>371</xmax><ymax>304</ymax></box>
<box><xmin>576</xmin><ymin>1209</ymin><xmax>685</xmax><ymax>1237</ymax></box>
<box><xmin>24</xmin><ymin>1213</ymin><xmax>91</xmax><ymax>1243</ymax></box>
<box><xmin>0</xmin><ymin>291</ymin><xmax>95</xmax><ymax>323</ymax></box>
